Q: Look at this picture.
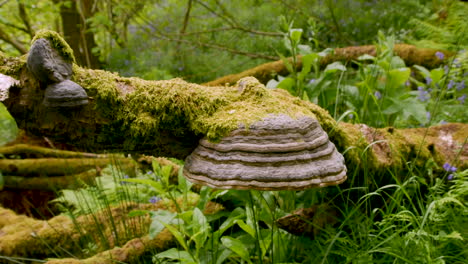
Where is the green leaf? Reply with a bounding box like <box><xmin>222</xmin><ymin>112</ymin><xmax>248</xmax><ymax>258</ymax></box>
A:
<box><xmin>154</xmin><ymin>248</ymin><xmax>195</xmax><ymax>263</ymax></box>
<box><xmin>191</xmin><ymin>208</ymin><xmax>210</xmax><ymax>250</ymax></box>
<box><xmin>430</xmin><ymin>68</ymin><xmax>444</xmax><ymax>84</ymax></box>
<box><xmin>149</xmin><ymin>210</ymin><xmax>176</xmax><ymax>239</ymax></box>
<box><xmin>413</xmin><ymin>65</ymin><xmax>430</xmax><ymax>78</ymax></box>
<box><xmin>277</xmin><ymin>77</ymin><xmax>296</xmax><ymax>96</ymax></box>
<box><xmin>236</xmin><ymin>219</ymin><xmax>256</xmax><ymax>238</ymax></box>
<box><xmin>298</xmin><ymin>53</ymin><xmax>318</xmax><ymax>81</ymax></box>
<box><xmin>289</xmin><ymin>28</ymin><xmax>303</xmax><ymax>45</ymax></box>
<box><xmin>324</xmin><ymin>61</ymin><xmax>347</xmax><ymax>73</ymax></box>
<box><xmin>387</xmin><ymin>67</ymin><xmax>411</xmax><ymax>89</ymax></box>
<box><xmin>357</xmin><ymin>54</ymin><xmax>375</xmax><ymax>61</ymax></box>
<box><xmin>266</xmin><ymin>79</ymin><xmax>279</xmax><ymax>89</ymax></box>
<box><xmin>128</xmin><ymin>210</ymin><xmax>149</xmax><ymax>217</ymax></box>
<box><xmin>0</xmin><ymin>102</ymin><xmax>18</xmax><ymax>146</ymax></box>
<box><xmin>162</xmin><ymin>221</ymin><xmax>190</xmax><ymax>252</ymax></box>
<box><xmin>298</xmin><ymin>44</ymin><xmax>312</xmax><ymax>55</ymax></box>
<box><xmin>390</xmin><ymin>56</ymin><xmax>406</xmax><ymax>68</ymax></box>
<box><xmin>221</xmin><ymin>236</ymin><xmax>252</xmax><ymax>264</ymax></box>
<box><xmin>120</xmin><ymin>178</ymin><xmax>164</xmax><ymax>193</ymax></box>
<box><xmin>178</xmin><ymin>166</ymin><xmax>192</xmax><ymax>194</ymax></box>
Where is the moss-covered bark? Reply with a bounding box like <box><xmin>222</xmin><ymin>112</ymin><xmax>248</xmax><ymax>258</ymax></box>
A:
<box><xmin>203</xmin><ymin>44</ymin><xmax>455</xmax><ymax>86</ymax></box>
<box><xmin>0</xmin><ymin>198</ymin><xmax>223</xmax><ymax>260</ymax></box>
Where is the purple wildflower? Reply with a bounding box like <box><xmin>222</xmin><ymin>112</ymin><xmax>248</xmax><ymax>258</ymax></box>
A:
<box><xmin>444</xmin><ymin>65</ymin><xmax>449</xmax><ymax>74</ymax></box>
<box><xmin>457</xmin><ymin>80</ymin><xmax>466</xmax><ymax>91</ymax></box>
<box><xmin>348</xmin><ymin>113</ymin><xmax>354</xmax><ymax>119</ymax></box>
<box><xmin>447</xmin><ymin>174</ymin><xmax>454</xmax><ymax>180</ymax></box>
<box><xmin>443</xmin><ymin>162</ymin><xmax>457</xmax><ymax>173</ymax></box>
<box><xmin>447</xmin><ymin>80</ymin><xmax>456</xmax><ymax>89</ymax></box>
<box><xmin>458</xmin><ymin>94</ymin><xmax>466</xmax><ymax>104</ymax></box>
<box><xmin>443</xmin><ymin>163</ymin><xmax>451</xmax><ymax>171</ymax></box>
<box><xmin>426</xmin><ymin>111</ymin><xmax>431</xmax><ymax>120</ymax></box>
<box><xmin>425</xmin><ymin>77</ymin><xmax>432</xmax><ymax>85</ymax></box>
<box><xmin>417</xmin><ymin>87</ymin><xmax>430</xmax><ymax>102</ymax></box>
<box><xmin>374</xmin><ymin>91</ymin><xmax>382</xmax><ymax>99</ymax></box>
<box><xmin>149</xmin><ymin>196</ymin><xmax>161</xmax><ymax>204</ymax></box>
<box><xmin>405</xmin><ymin>80</ymin><xmax>411</xmax><ymax>87</ymax></box>
<box><xmin>435</xmin><ymin>51</ymin><xmax>444</xmax><ymax>60</ymax></box>
<box><xmin>309</xmin><ymin>78</ymin><xmax>317</xmax><ymax>84</ymax></box>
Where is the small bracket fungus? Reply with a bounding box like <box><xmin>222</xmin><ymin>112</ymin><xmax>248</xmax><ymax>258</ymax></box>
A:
<box><xmin>183</xmin><ymin>114</ymin><xmax>347</xmax><ymax>190</ymax></box>
<box><xmin>0</xmin><ymin>74</ymin><xmax>19</xmax><ymax>101</ymax></box>
<box><xmin>43</xmin><ymin>80</ymin><xmax>89</xmax><ymax>107</ymax></box>
<box><xmin>27</xmin><ymin>38</ymin><xmax>73</xmax><ymax>83</ymax></box>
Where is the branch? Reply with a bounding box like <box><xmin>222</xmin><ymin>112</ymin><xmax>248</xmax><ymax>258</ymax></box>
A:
<box><xmin>17</xmin><ymin>0</ymin><xmax>35</xmax><ymax>38</ymax></box>
<box><xmin>203</xmin><ymin>44</ymin><xmax>456</xmax><ymax>86</ymax></box>
<box><xmin>0</xmin><ymin>26</ymin><xmax>28</xmax><ymax>54</ymax></box>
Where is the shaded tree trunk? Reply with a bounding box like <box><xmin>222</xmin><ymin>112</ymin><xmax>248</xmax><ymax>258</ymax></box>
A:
<box><xmin>53</xmin><ymin>0</ymin><xmax>101</xmax><ymax>68</ymax></box>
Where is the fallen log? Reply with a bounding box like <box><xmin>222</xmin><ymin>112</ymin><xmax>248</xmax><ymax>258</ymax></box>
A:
<box><xmin>0</xmin><ymin>30</ymin><xmax>466</xmax><ymax>177</ymax></box>
<box><xmin>203</xmin><ymin>44</ymin><xmax>455</xmax><ymax>86</ymax></box>
<box><xmin>0</xmin><ymin>197</ymin><xmax>223</xmax><ymax>260</ymax></box>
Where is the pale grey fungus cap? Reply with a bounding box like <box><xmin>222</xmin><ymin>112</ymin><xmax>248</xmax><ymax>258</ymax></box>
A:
<box><xmin>0</xmin><ymin>74</ymin><xmax>19</xmax><ymax>101</ymax></box>
<box><xmin>183</xmin><ymin>114</ymin><xmax>347</xmax><ymax>190</ymax></box>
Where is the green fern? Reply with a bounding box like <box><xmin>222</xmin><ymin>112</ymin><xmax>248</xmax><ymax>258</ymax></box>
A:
<box><xmin>408</xmin><ymin>1</ymin><xmax>468</xmax><ymax>50</ymax></box>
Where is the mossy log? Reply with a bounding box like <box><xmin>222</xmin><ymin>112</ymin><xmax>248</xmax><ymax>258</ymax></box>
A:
<box><xmin>0</xmin><ymin>31</ymin><xmax>466</xmax><ymax>177</ymax></box>
<box><xmin>203</xmin><ymin>44</ymin><xmax>455</xmax><ymax>86</ymax></box>
<box><xmin>3</xmin><ymin>170</ymin><xmax>98</xmax><ymax>190</ymax></box>
<box><xmin>0</xmin><ymin>157</ymin><xmax>135</xmax><ymax>176</ymax></box>
<box><xmin>0</xmin><ymin>143</ymin><xmax>105</xmax><ymax>158</ymax></box>
<box><xmin>0</xmin><ymin>197</ymin><xmax>223</xmax><ymax>260</ymax></box>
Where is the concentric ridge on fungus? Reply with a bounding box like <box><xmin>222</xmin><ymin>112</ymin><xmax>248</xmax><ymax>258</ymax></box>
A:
<box><xmin>183</xmin><ymin>114</ymin><xmax>347</xmax><ymax>190</ymax></box>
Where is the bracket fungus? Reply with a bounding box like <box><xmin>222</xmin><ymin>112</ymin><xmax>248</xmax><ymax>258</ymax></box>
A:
<box><xmin>183</xmin><ymin>114</ymin><xmax>347</xmax><ymax>190</ymax></box>
<box><xmin>26</xmin><ymin>32</ymin><xmax>88</xmax><ymax>107</ymax></box>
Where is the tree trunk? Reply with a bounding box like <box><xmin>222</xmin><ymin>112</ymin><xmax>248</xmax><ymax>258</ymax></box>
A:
<box><xmin>54</xmin><ymin>0</ymin><xmax>101</xmax><ymax>68</ymax></box>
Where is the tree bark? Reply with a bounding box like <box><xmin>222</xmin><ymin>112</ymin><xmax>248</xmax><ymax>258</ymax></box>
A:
<box><xmin>53</xmin><ymin>0</ymin><xmax>101</xmax><ymax>68</ymax></box>
<box><xmin>203</xmin><ymin>44</ymin><xmax>456</xmax><ymax>86</ymax></box>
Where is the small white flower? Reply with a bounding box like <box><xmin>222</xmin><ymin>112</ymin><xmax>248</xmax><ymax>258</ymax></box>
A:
<box><xmin>228</xmin><ymin>110</ymin><xmax>236</xmax><ymax>114</ymax></box>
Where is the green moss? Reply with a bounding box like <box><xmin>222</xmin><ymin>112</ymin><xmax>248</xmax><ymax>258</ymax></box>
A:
<box><xmin>72</xmin><ymin>69</ymin><xmax>319</xmax><ymax>146</ymax></box>
<box><xmin>32</xmin><ymin>29</ymin><xmax>75</xmax><ymax>63</ymax></box>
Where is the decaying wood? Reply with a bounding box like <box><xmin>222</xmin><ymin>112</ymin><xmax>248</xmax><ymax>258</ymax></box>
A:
<box><xmin>203</xmin><ymin>44</ymin><xmax>455</xmax><ymax>86</ymax></box>
<box><xmin>0</xmin><ymin>199</ymin><xmax>223</xmax><ymax>260</ymax></box>
<box><xmin>3</xmin><ymin>170</ymin><xmax>98</xmax><ymax>190</ymax></box>
<box><xmin>0</xmin><ymin>33</ymin><xmax>466</xmax><ymax>179</ymax></box>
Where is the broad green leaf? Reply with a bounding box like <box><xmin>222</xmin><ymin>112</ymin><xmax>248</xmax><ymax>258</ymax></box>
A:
<box><xmin>215</xmin><ymin>248</ymin><xmax>233</xmax><ymax>264</ymax></box>
<box><xmin>430</xmin><ymin>68</ymin><xmax>444</xmax><ymax>84</ymax></box>
<box><xmin>277</xmin><ymin>77</ymin><xmax>296</xmax><ymax>96</ymax></box>
<box><xmin>120</xmin><ymin>178</ymin><xmax>164</xmax><ymax>193</ymax></box>
<box><xmin>298</xmin><ymin>44</ymin><xmax>312</xmax><ymax>55</ymax></box>
<box><xmin>162</xmin><ymin>221</ymin><xmax>190</xmax><ymax>252</ymax></box>
<box><xmin>413</xmin><ymin>65</ymin><xmax>430</xmax><ymax>78</ymax></box>
<box><xmin>154</xmin><ymin>248</ymin><xmax>195</xmax><ymax>263</ymax></box>
<box><xmin>191</xmin><ymin>208</ymin><xmax>210</xmax><ymax>250</ymax></box>
<box><xmin>0</xmin><ymin>102</ymin><xmax>18</xmax><ymax>146</ymax></box>
<box><xmin>149</xmin><ymin>210</ymin><xmax>176</xmax><ymax>239</ymax></box>
<box><xmin>298</xmin><ymin>53</ymin><xmax>318</xmax><ymax>81</ymax></box>
<box><xmin>324</xmin><ymin>61</ymin><xmax>346</xmax><ymax>73</ymax></box>
<box><xmin>289</xmin><ymin>28</ymin><xmax>303</xmax><ymax>45</ymax></box>
<box><xmin>266</xmin><ymin>79</ymin><xmax>279</xmax><ymax>89</ymax></box>
<box><xmin>221</xmin><ymin>236</ymin><xmax>252</xmax><ymax>264</ymax></box>
<box><xmin>236</xmin><ymin>219</ymin><xmax>256</xmax><ymax>238</ymax></box>
<box><xmin>357</xmin><ymin>54</ymin><xmax>375</xmax><ymax>61</ymax></box>
<box><xmin>390</xmin><ymin>56</ymin><xmax>406</xmax><ymax>68</ymax></box>
<box><xmin>387</xmin><ymin>67</ymin><xmax>410</xmax><ymax>89</ymax></box>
